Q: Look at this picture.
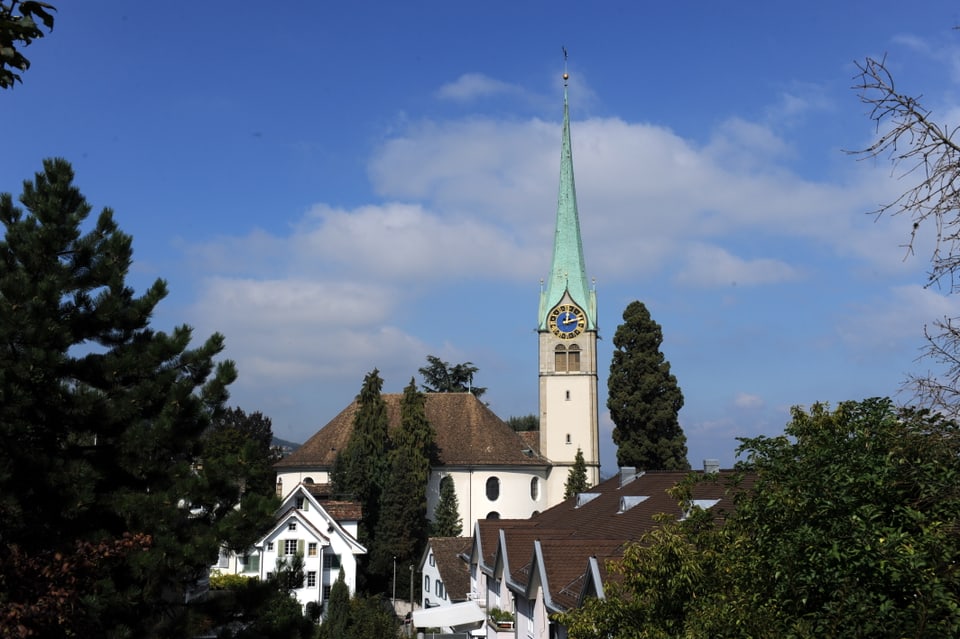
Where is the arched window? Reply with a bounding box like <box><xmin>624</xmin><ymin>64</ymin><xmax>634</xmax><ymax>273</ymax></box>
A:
<box><xmin>555</xmin><ymin>344</ymin><xmax>582</xmax><ymax>372</ymax></box>
<box><xmin>303</xmin><ymin>477</ymin><xmax>314</xmax><ymax>484</ymax></box>
<box><xmin>530</xmin><ymin>477</ymin><xmax>540</xmax><ymax>500</ymax></box>
<box><xmin>486</xmin><ymin>511</ymin><xmax>501</xmax><ymax>520</ymax></box>
<box><xmin>424</xmin><ymin>575</ymin><xmax>431</xmax><ymax>592</ymax></box>
<box><xmin>566</xmin><ymin>433</ymin><xmax>572</xmax><ymax>445</ymax></box>
<box><xmin>486</xmin><ymin>476</ymin><xmax>500</xmax><ymax>501</ymax></box>
<box><xmin>554</xmin><ymin>344</ymin><xmax>567</xmax><ymax>372</ymax></box>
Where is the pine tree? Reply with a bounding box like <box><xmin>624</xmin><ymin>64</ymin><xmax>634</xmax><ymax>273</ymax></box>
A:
<box><xmin>331</xmin><ymin>369</ymin><xmax>390</xmax><ymax>577</ymax></box>
<box><xmin>430</xmin><ymin>475</ymin><xmax>462</xmax><ymax>537</ymax></box>
<box><xmin>369</xmin><ymin>379</ymin><xmax>434</xmax><ymax>594</ymax></box>
<box><xmin>202</xmin><ymin>407</ymin><xmax>280</xmax><ymax>552</ymax></box>
<box><xmin>564</xmin><ymin>447</ymin><xmax>590</xmax><ymax>499</ymax></box>
<box><xmin>0</xmin><ymin>159</ymin><xmax>242</xmax><ymax>636</ymax></box>
<box><xmin>607</xmin><ymin>300</ymin><xmax>689</xmax><ymax>470</ymax></box>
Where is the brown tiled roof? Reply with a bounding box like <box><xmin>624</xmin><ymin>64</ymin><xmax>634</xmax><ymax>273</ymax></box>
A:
<box><xmin>276</xmin><ymin>392</ymin><xmax>547</xmax><ymax>469</ymax></box>
<box><xmin>429</xmin><ymin>537</ymin><xmax>473</xmax><ymax>602</ymax></box>
<box><xmin>321</xmin><ymin>500</ymin><xmax>362</xmax><ymax>521</ymax></box>
<box><xmin>473</xmin><ymin>469</ymin><xmax>754</xmax><ymax>611</ymax></box>
<box><xmin>517</xmin><ymin>430</ymin><xmax>540</xmax><ymax>454</ymax></box>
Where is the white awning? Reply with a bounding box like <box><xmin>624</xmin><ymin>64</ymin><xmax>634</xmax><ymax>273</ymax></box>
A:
<box><xmin>412</xmin><ymin>601</ymin><xmax>485</xmax><ymax>631</ymax></box>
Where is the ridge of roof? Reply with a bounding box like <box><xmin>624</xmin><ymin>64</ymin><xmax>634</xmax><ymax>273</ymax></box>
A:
<box><xmin>276</xmin><ymin>392</ymin><xmax>548</xmax><ymax>469</ymax></box>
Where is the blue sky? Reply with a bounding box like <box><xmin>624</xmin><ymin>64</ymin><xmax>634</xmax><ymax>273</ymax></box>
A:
<box><xmin>4</xmin><ymin>1</ymin><xmax>960</xmax><ymax>474</ymax></box>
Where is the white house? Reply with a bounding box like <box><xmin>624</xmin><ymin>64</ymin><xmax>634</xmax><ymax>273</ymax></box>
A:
<box><xmin>214</xmin><ymin>482</ymin><xmax>366</xmax><ymax>614</ymax></box>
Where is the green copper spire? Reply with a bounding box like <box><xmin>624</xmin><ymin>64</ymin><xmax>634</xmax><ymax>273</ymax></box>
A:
<box><xmin>539</xmin><ymin>73</ymin><xmax>596</xmax><ymax>331</ymax></box>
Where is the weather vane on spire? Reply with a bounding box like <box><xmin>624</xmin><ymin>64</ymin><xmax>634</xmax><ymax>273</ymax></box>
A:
<box><xmin>562</xmin><ymin>46</ymin><xmax>569</xmax><ymax>84</ymax></box>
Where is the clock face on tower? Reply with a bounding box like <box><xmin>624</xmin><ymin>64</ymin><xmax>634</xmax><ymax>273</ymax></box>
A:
<box><xmin>549</xmin><ymin>304</ymin><xmax>586</xmax><ymax>339</ymax></box>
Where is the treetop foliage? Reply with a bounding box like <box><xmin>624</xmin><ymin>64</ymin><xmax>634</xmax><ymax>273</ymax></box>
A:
<box><xmin>418</xmin><ymin>354</ymin><xmax>486</xmax><ymax>398</ymax></box>
<box><xmin>0</xmin><ymin>1</ymin><xmax>55</xmax><ymax>89</ymax></box>
<box><xmin>607</xmin><ymin>300</ymin><xmax>688</xmax><ymax>471</ymax></box>
<box><xmin>558</xmin><ymin>397</ymin><xmax>960</xmax><ymax>638</ymax></box>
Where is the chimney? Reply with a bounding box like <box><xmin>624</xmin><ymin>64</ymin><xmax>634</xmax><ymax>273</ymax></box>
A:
<box><xmin>703</xmin><ymin>459</ymin><xmax>720</xmax><ymax>474</ymax></box>
<box><xmin>619</xmin><ymin>466</ymin><xmax>638</xmax><ymax>487</ymax></box>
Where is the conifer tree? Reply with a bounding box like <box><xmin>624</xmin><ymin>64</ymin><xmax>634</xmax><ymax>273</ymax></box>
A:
<box><xmin>370</xmin><ymin>379</ymin><xmax>434</xmax><ymax>594</ymax></box>
<box><xmin>331</xmin><ymin>369</ymin><xmax>390</xmax><ymax>543</ymax></box>
<box><xmin>318</xmin><ymin>568</ymin><xmax>350</xmax><ymax>639</ymax></box>
<box><xmin>564</xmin><ymin>447</ymin><xmax>590</xmax><ymax>499</ymax></box>
<box><xmin>431</xmin><ymin>475</ymin><xmax>462</xmax><ymax>537</ymax></box>
<box><xmin>607</xmin><ymin>300</ymin><xmax>689</xmax><ymax>470</ymax></box>
<box><xmin>0</xmin><ymin>159</ymin><xmax>245</xmax><ymax>636</ymax></box>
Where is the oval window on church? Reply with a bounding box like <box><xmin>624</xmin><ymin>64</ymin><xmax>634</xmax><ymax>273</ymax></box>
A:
<box><xmin>486</xmin><ymin>476</ymin><xmax>500</xmax><ymax>501</ymax></box>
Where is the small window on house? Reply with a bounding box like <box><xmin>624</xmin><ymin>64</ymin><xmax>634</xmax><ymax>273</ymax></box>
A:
<box><xmin>566</xmin><ymin>433</ymin><xmax>572</xmax><ymax>444</ymax></box>
<box><xmin>295</xmin><ymin>496</ymin><xmax>306</xmax><ymax>510</ymax></box>
<box><xmin>284</xmin><ymin>539</ymin><xmax>297</xmax><ymax>556</ymax></box>
<box><xmin>308</xmin><ymin>542</ymin><xmax>318</xmax><ymax>557</ymax></box>
<box><xmin>306</xmin><ymin>571</ymin><xmax>317</xmax><ymax>588</ymax></box>
<box><xmin>436</xmin><ymin>580</ymin><xmax>444</xmax><ymax>598</ymax></box>
<box><xmin>322</xmin><ymin>585</ymin><xmax>331</xmax><ymax>600</ymax></box>
<box><xmin>485</xmin><ymin>476</ymin><xmax>500</xmax><ymax>501</ymax></box>
<box><xmin>323</xmin><ymin>553</ymin><xmax>341</xmax><ymax>570</ymax></box>
<box><xmin>486</xmin><ymin>511</ymin><xmax>500</xmax><ymax>520</ymax></box>
<box><xmin>288</xmin><ymin>522</ymin><xmax>297</xmax><ymax>531</ymax></box>
<box><xmin>565</xmin><ymin>390</ymin><xmax>571</xmax><ymax>400</ymax></box>
<box><xmin>275</xmin><ymin>479</ymin><xmax>283</xmax><ymax>497</ymax></box>
<box><xmin>303</xmin><ymin>477</ymin><xmax>314</xmax><ymax>484</ymax></box>
<box><xmin>424</xmin><ymin>575</ymin><xmax>431</xmax><ymax>592</ymax></box>
<box><xmin>428</xmin><ymin>553</ymin><xmax>435</xmax><ymax>567</ymax></box>
<box><xmin>266</xmin><ymin>571</ymin><xmax>274</xmax><ymax>580</ymax></box>
<box><xmin>530</xmin><ymin>477</ymin><xmax>540</xmax><ymax>500</ymax></box>
<box><xmin>568</xmin><ymin>344</ymin><xmax>581</xmax><ymax>371</ymax></box>
<box><xmin>267</xmin><ymin>542</ymin><xmax>274</xmax><ymax>552</ymax></box>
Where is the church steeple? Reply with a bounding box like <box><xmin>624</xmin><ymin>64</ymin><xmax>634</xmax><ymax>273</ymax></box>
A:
<box><xmin>539</xmin><ymin>71</ymin><xmax>596</xmax><ymax>331</ymax></box>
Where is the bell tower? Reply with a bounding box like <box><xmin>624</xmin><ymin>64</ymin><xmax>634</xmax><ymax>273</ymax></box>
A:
<box><xmin>539</xmin><ymin>69</ymin><xmax>600</xmax><ymax>499</ymax></box>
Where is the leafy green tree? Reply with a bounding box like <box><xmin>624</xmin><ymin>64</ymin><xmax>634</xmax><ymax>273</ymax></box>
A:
<box><xmin>419</xmin><ymin>354</ymin><xmax>486</xmax><ymax>398</ymax></box>
<box><xmin>506</xmin><ymin>413</ymin><xmax>538</xmax><ymax>431</ymax></box>
<box><xmin>563</xmin><ymin>447</ymin><xmax>590</xmax><ymax>499</ymax></box>
<box><xmin>319</xmin><ymin>568</ymin><xmax>350</xmax><ymax>639</ymax></box>
<box><xmin>558</xmin><ymin>398</ymin><xmax>960</xmax><ymax>638</ymax></box>
<box><xmin>0</xmin><ymin>0</ymin><xmax>55</xmax><ymax>89</ymax></box>
<box><xmin>370</xmin><ymin>379</ymin><xmax>434</xmax><ymax>594</ymax></box>
<box><xmin>431</xmin><ymin>475</ymin><xmax>462</xmax><ymax>537</ymax></box>
<box><xmin>607</xmin><ymin>300</ymin><xmax>688</xmax><ymax>470</ymax></box>
<box><xmin>346</xmin><ymin>594</ymin><xmax>399</xmax><ymax>639</ymax></box>
<box><xmin>0</xmin><ymin>159</ymin><xmax>240</xmax><ymax>637</ymax></box>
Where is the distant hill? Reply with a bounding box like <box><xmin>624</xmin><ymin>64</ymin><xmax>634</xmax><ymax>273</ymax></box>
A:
<box><xmin>272</xmin><ymin>436</ymin><xmax>300</xmax><ymax>458</ymax></box>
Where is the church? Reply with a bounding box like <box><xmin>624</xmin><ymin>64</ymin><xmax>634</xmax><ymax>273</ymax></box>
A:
<box><xmin>274</xmin><ymin>71</ymin><xmax>600</xmax><ymax>533</ymax></box>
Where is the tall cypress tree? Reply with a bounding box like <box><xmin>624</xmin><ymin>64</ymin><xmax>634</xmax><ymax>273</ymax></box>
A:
<box><xmin>331</xmin><ymin>369</ymin><xmax>390</xmax><ymax>545</ymax></box>
<box><xmin>607</xmin><ymin>300</ymin><xmax>689</xmax><ymax>470</ymax></box>
<box><xmin>0</xmin><ymin>159</ymin><xmax>242</xmax><ymax>637</ymax></box>
<box><xmin>370</xmin><ymin>379</ymin><xmax>434</xmax><ymax>595</ymax></box>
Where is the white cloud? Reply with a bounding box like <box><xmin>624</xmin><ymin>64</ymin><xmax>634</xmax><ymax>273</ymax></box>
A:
<box><xmin>734</xmin><ymin>392</ymin><xmax>764</xmax><ymax>409</ymax></box>
<box><xmin>436</xmin><ymin>73</ymin><xmax>523</xmax><ymax>102</ymax></box>
<box><xmin>675</xmin><ymin>243</ymin><xmax>800</xmax><ymax>288</ymax></box>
